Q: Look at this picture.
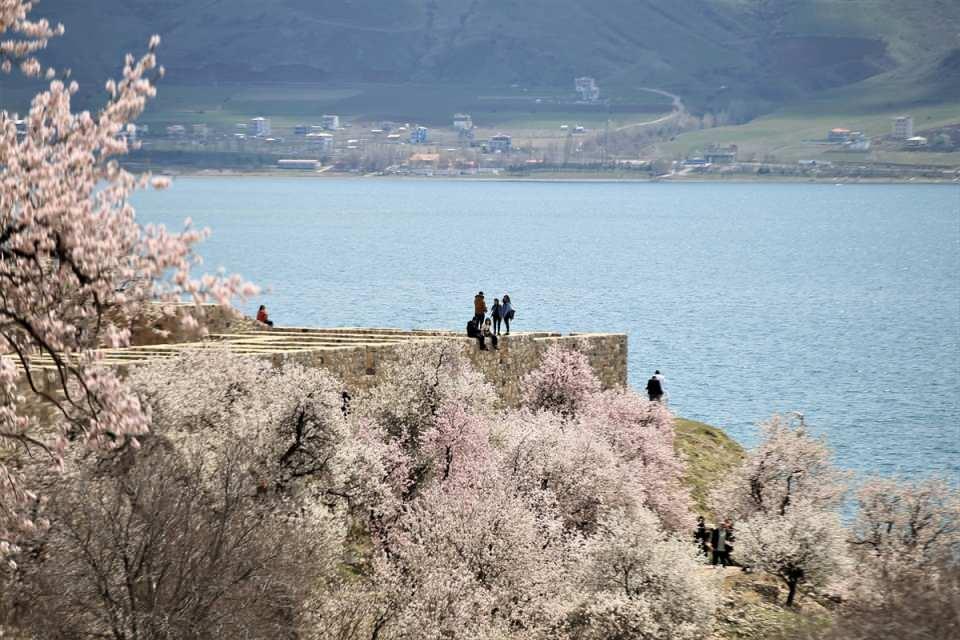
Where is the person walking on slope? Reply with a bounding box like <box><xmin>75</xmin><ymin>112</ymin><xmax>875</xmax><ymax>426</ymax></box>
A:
<box><xmin>501</xmin><ymin>294</ymin><xmax>514</xmax><ymax>335</ymax></box>
<box><xmin>646</xmin><ymin>371</ymin><xmax>664</xmax><ymax>402</ymax></box>
<box><xmin>694</xmin><ymin>516</ymin><xmax>710</xmax><ymax>557</ymax></box>
<box><xmin>473</xmin><ymin>291</ymin><xmax>487</xmax><ymax>326</ymax></box>
<box><xmin>653</xmin><ymin>369</ymin><xmax>667</xmax><ymax>402</ymax></box>
<box><xmin>710</xmin><ymin>519</ymin><xmax>735</xmax><ymax>567</ymax></box>
<box><xmin>490</xmin><ymin>298</ymin><xmax>503</xmax><ymax>335</ymax></box>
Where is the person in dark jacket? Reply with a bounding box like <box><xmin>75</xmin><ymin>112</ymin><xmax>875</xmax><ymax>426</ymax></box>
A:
<box><xmin>490</xmin><ymin>298</ymin><xmax>503</xmax><ymax>335</ymax></box>
<box><xmin>710</xmin><ymin>520</ymin><xmax>735</xmax><ymax>567</ymax></box>
<box><xmin>694</xmin><ymin>516</ymin><xmax>710</xmax><ymax>557</ymax></box>
<box><xmin>646</xmin><ymin>372</ymin><xmax>664</xmax><ymax>402</ymax></box>
<box><xmin>467</xmin><ymin>316</ymin><xmax>489</xmax><ymax>350</ymax></box>
<box><xmin>473</xmin><ymin>291</ymin><xmax>487</xmax><ymax>326</ymax></box>
<box><xmin>501</xmin><ymin>294</ymin><xmax>514</xmax><ymax>335</ymax></box>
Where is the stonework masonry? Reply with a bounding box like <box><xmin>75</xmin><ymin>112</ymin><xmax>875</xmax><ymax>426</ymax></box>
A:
<box><xmin>280</xmin><ymin>329</ymin><xmax>629</xmax><ymax>405</ymax></box>
<box><xmin>27</xmin><ymin>306</ymin><xmax>628</xmax><ymax>405</ymax></box>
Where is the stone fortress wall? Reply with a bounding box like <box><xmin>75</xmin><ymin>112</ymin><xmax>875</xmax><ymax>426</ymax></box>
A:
<box><xmin>31</xmin><ymin>305</ymin><xmax>628</xmax><ymax>405</ymax></box>
<box><xmin>262</xmin><ymin>328</ymin><xmax>627</xmax><ymax>406</ymax></box>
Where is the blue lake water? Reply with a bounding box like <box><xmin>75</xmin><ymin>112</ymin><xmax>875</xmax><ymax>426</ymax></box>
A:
<box><xmin>133</xmin><ymin>178</ymin><xmax>960</xmax><ymax>479</ymax></box>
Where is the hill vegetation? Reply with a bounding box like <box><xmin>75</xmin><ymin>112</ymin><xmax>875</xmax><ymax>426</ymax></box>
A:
<box><xmin>9</xmin><ymin>0</ymin><xmax>959</xmax><ymax>118</ymax></box>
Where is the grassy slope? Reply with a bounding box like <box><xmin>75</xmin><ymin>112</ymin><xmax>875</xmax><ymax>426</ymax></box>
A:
<box><xmin>25</xmin><ymin>0</ymin><xmax>753</xmax><ymax>89</ymax></box>
<box><xmin>657</xmin><ymin>0</ymin><xmax>960</xmax><ymax>165</ymax></box>
<box><xmin>656</xmin><ymin>98</ymin><xmax>960</xmax><ymax>165</ymax></box>
<box><xmin>675</xmin><ymin>417</ymin><xmax>745</xmax><ymax>518</ymax></box>
<box><xmin>672</xmin><ymin>418</ymin><xmax>838</xmax><ymax>640</ymax></box>
<box><xmin>133</xmin><ymin>82</ymin><xmax>673</xmax><ymax>130</ymax></box>
<box><xmin>6</xmin><ymin>0</ymin><xmax>957</xmax><ymax>167</ymax></box>
<box><xmin>30</xmin><ymin>0</ymin><xmax>957</xmax><ymax>103</ymax></box>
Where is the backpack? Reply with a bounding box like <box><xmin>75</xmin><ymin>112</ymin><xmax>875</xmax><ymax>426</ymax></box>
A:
<box><xmin>466</xmin><ymin>319</ymin><xmax>478</xmax><ymax>337</ymax></box>
<box><xmin>506</xmin><ymin>309</ymin><xmax>515</xmax><ymax>320</ymax></box>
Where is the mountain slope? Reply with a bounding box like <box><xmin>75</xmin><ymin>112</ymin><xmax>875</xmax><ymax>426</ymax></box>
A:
<box><xmin>6</xmin><ymin>0</ymin><xmax>959</xmax><ymax>113</ymax></box>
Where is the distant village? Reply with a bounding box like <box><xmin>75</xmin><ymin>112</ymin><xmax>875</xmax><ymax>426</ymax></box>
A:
<box><xmin>119</xmin><ymin>76</ymin><xmax>960</xmax><ymax>181</ymax></box>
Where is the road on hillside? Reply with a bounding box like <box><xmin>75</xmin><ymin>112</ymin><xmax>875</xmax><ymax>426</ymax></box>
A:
<box><xmin>612</xmin><ymin>88</ymin><xmax>685</xmax><ymax>132</ymax></box>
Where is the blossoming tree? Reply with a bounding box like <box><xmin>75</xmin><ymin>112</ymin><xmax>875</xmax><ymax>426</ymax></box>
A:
<box><xmin>710</xmin><ymin>413</ymin><xmax>848</xmax><ymax>521</ymax></box>
<box><xmin>563</xmin><ymin>508</ymin><xmax>717</xmax><ymax>639</ymax></box>
<box><xmin>734</xmin><ymin>501</ymin><xmax>850</xmax><ymax>606</ymax></box>
<box><xmin>1</xmin><ymin>0</ymin><xmax>251</xmax><ymax>557</ymax></box>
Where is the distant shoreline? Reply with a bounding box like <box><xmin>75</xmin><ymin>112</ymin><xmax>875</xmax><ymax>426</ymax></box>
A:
<box><xmin>138</xmin><ymin>168</ymin><xmax>960</xmax><ymax>186</ymax></box>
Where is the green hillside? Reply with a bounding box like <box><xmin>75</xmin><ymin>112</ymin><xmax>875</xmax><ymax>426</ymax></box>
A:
<box><xmin>7</xmin><ymin>0</ymin><xmax>957</xmax><ymax>116</ymax></box>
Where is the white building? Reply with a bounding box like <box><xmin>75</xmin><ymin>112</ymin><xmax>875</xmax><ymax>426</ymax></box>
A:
<box><xmin>489</xmin><ymin>134</ymin><xmax>512</xmax><ymax>153</ymax></box>
<box><xmin>306</xmin><ymin>132</ymin><xmax>335</xmax><ymax>153</ymax></box>
<box><xmin>892</xmin><ymin>116</ymin><xmax>914</xmax><ymax>139</ymax></box>
<box><xmin>250</xmin><ymin>117</ymin><xmax>271</xmax><ymax>137</ymax></box>
<box><xmin>321</xmin><ymin>114</ymin><xmax>340</xmax><ymax>131</ymax></box>
<box><xmin>277</xmin><ymin>159</ymin><xmax>319</xmax><ymax>170</ymax></box>
<box><xmin>575</xmin><ymin>76</ymin><xmax>600</xmax><ymax>102</ymax></box>
<box><xmin>453</xmin><ymin>113</ymin><xmax>473</xmax><ymax>131</ymax></box>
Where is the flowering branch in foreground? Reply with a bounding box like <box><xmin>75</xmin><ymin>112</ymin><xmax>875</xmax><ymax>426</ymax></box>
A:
<box><xmin>1</xmin><ymin>0</ymin><xmax>254</xmax><ymax>557</ymax></box>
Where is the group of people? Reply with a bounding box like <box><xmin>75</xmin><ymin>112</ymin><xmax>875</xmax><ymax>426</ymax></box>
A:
<box><xmin>695</xmin><ymin>516</ymin><xmax>736</xmax><ymax>567</ymax></box>
<box><xmin>466</xmin><ymin>291</ymin><xmax>515</xmax><ymax>351</ymax></box>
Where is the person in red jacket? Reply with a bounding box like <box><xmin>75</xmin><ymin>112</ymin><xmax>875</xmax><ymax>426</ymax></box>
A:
<box><xmin>256</xmin><ymin>304</ymin><xmax>274</xmax><ymax>327</ymax></box>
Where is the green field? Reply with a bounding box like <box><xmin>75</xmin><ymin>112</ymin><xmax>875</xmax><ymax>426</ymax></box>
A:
<box><xmin>129</xmin><ymin>82</ymin><xmax>672</xmax><ymax>140</ymax></box>
<box><xmin>656</xmin><ymin>77</ymin><xmax>960</xmax><ymax>166</ymax></box>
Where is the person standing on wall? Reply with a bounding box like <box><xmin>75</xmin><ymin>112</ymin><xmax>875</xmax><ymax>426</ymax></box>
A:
<box><xmin>646</xmin><ymin>371</ymin><xmax>664</xmax><ymax>402</ymax></box>
<box><xmin>490</xmin><ymin>298</ymin><xmax>503</xmax><ymax>335</ymax></box>
<box><xmin>473</xmin><ymin>291</ymin><xmax>487</xmax><ymax>326</ymax></box>
<box><xmin>501</xmin><ymin>294</ymin><xmax>514</xmax><ymax>335</ymax></box>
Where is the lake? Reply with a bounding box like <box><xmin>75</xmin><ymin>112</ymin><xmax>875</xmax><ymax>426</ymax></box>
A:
<box><xmin>134</xmin><ymin>178</ymin><xmax>960</xmax><ymax>479</ymax></box>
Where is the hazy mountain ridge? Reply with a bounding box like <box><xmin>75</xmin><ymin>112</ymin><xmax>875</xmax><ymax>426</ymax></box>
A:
<box><xmin>9</xmin><ymin>0</ymin><xmax>960</xmax><ymax>112</ymax></box>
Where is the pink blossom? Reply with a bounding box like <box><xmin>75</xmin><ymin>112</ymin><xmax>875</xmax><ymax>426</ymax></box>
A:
<box><xmin>1</xmin><ymin>2</ymin><xmax>252</xmax><ymax>554</ymax></box>
<box><xmin>521</xmin><ymin>344</ymin><xmax>601</xmax><ymax>417</ymax></box>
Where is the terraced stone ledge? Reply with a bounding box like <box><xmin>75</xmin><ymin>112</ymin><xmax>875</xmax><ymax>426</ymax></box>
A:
<box><xmin>22</xmin><ymin>325</ymin><xmax>627</xmax><ymax>406</ymax></box>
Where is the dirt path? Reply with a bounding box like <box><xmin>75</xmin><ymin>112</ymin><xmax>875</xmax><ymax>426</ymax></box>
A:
<box><xmin>612</xmin><ymin>88</ymin><xmax>685</xmax><ymax>132</ymax></box>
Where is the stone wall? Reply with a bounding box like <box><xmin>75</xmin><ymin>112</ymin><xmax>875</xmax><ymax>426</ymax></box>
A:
<box><xmin>463</xmin><ymin>332</ymin><xmax>627</xmax><ymax>405</ymax></box>
<box><xmin>253</xmin><ymin>329</ymin><xmax>628</xmax><ymax>406</ymax></box>
<box><xmin>26</xmin><ymin>323</ymin><xmax>628</xmax><ymax>408</ymax></box>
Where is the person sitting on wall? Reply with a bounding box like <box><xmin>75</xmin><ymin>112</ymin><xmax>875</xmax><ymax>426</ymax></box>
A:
<box><xmin>482</xmin><ymin>318</ymin><xmax>499</xmax><ymax>351</ymax></box>
<box><xmin>256</xmin><ymin>305</ymin><xmax>274</xmax><ymax>327</ymax></box>
<box><xmin>466</xmin><ymin>316</ymin><xmax>490</xmax><ymax>351</ymax></box>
